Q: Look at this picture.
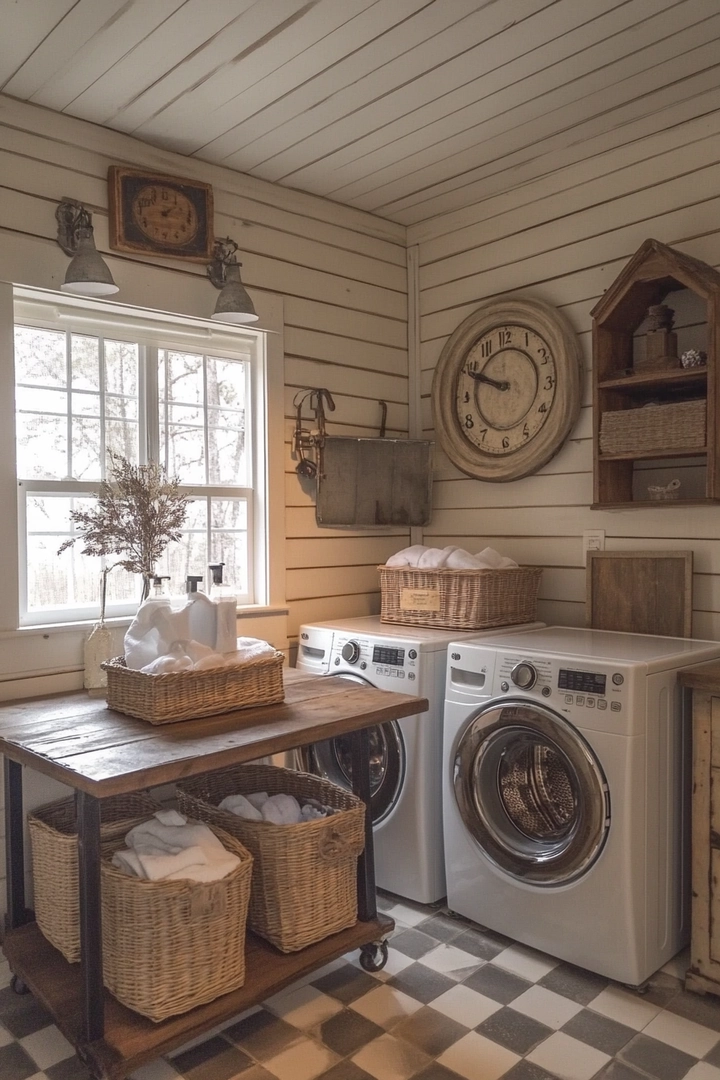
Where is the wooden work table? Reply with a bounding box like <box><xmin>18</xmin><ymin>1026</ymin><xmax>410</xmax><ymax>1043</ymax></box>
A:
<box><xmin>0</xmin><ymin>669</ymin><xmax>428</xmax><ymax>1080</ymax></box>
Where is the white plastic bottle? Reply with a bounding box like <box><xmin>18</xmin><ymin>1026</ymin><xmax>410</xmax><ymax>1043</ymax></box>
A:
<box><xmin>208</xmin><ymin>563</ymin><xmax>238</xmax><ymax>653</ymax></box>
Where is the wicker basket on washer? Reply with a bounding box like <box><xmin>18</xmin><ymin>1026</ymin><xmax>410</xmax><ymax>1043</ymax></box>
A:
<box><xmin>28</xmin><ymin>792</ymin><xmax>160</xmax><ymax>963</ymax></box>
<box><xmin>177</xmin><ymin>763</ymin><xmax>366</xmax><ymax>952</ymax></box>
<box><xmin>101</xmin><ymin>825</ymin><xmax>253</xmax><ymax>1022</ymax></box>
<box><xmin>378</xmin><ymin>564</ymin><xmax>543</xmax><ymax>631</ymax></box>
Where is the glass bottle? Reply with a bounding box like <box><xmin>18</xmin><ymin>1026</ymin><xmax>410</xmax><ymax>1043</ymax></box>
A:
<box><xmin>84</xmin><ymin>568</ymin><xmax>115</xmax><ymax>697</ymax></box>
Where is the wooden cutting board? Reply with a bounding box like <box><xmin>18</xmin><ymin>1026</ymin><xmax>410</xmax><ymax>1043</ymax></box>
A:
<box><xmin>586</xmin><ymin>550</ymin><xmax>693</xmax><ymax>637</ymax></box>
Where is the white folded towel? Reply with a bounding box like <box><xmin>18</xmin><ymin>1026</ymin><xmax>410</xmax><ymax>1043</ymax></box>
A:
<box><xmin>218</xmin><ymin>793</ymin><xmax>263</xmax><ymax>821</ymax></box>
<box><xmin>444</xmin><ymin>548</ymin><xmax>485</xmax><ymax>569</ymax></box>
<box><xmin>112</xmin><ymin>811</ymin><xmax>241</xmax><ymax>882</ymax></box>
<box><xmin>384</xmin><ymin>544</ymin><xmax>429</xmax><ymax>567</ymax></box>
<box><xmin>474</xmin><ymin>546</ymin><xmax>518</xmax><ymax>569</ymax></box>
<box><xmin>246</xmin><ymin>791</ymin><xmax>269</xmax><ymax>810</ymax></box>
<box><xmin>262</xmin><ymin>793</ymin><xmax>302</xmax><ymax>824</ymax></box>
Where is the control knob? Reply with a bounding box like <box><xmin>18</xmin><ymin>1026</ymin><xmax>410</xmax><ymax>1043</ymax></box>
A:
<box><xmin>510</xmin><ymin>661</ymin><xmax>538</xmax><ymax>690</ymax></box>
<box><xmin>341</xmin><ymin>640</ymin><xmax>361</xmax><ymax>664</ymax></box>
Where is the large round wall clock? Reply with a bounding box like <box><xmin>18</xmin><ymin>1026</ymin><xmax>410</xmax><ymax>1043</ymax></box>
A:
<box><xmin>432</xmin><ymin>296</ymin><xmax>582</xmax><ymax>482</ymax></box>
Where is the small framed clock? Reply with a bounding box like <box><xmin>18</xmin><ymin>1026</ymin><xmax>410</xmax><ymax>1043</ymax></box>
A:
<box><xmin>108</xmin><ymin>166</ymin><xmax>214</xmax><ymax>261</ymax></box>
<box><xmin>432</xmin><ymin>296</ymin><xmax>582</xmax><ymax>482</ymax></box>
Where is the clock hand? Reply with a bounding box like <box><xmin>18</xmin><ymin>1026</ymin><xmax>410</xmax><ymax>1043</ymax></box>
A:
<box><xmin>467</xmin><ymin>369</ymin><xmax>510</xmax><ymax>391</ymax></box>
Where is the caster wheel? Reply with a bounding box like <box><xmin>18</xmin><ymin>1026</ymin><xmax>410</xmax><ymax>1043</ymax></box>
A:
<box><xmin>359</xmin><ymin>939</ymin><xmax>389</xmax><ymax>972</ymax></box>
<box><xmin>10</xmin><ymin>975</ymin><xmax>30</xmax><ymax>995</ymax></box>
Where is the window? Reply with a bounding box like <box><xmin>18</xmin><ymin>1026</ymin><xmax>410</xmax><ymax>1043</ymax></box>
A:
<box><xmin>13</xmin><ymin>291</ymin><xmax>270</xmax><ymax>626</ymax></box>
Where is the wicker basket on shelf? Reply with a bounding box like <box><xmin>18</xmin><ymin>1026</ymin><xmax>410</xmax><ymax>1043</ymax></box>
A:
<box><xmin>377</xmin><ymin>564</ymin><xmax>543</xmax><ymax>631</ymax></box>
<box><xmin>101</xmin><ymin>824</ymin><xmax>253</xmax><ymax>1022</ymax></box>
<box><xmin>599</xmin><ymin>400</ymin><xmax>706</xmax><ymax>455</ymax></box>
<box><xmin>177</xmin><ymin>763</ymin><xmax>366</xmax><ymax>953</ymax></box>
<box><xmin>28</xmin><ymin>792</ymin><xmax>160</xmax><ymax>963</ymax></box>
<box><xmin>102</xmin><ymin>651</ymin><xmax>285</xmax><ymax>724</ymax></box>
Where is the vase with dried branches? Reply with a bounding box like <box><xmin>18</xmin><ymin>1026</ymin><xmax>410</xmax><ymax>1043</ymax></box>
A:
<box><xmin>58</xmin><ymin>453</ymin><xmax>189</xmax><ymax>693</ymax></box>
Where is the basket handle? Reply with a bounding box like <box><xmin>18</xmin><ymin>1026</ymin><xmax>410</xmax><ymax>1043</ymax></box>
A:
<box><xmin>317</xmin><ymin>824</ymin><xmax>364</xmax><ymax>864</ymax></box>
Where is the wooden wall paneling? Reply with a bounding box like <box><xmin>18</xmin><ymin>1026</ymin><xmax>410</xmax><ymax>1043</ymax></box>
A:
<box><xmin>314</xmin><ymin>0</ymin><xmax>681</xmax><ymax>202</ymax></box>
<box><xmin>259</xmin><ymin>0</ymin><xmax>592</xmax><ymax>189</ymax></box>
<box><xmin>347</xmin><ymin>17</ymin><xmax>720</xmax><ymax>211</ymax></box>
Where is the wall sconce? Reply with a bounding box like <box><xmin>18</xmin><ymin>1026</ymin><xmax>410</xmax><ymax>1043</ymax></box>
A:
<box><xmin>207</xmin><ymin>237</ymin><xmax>258</xmax><ymax>324</ymax></box>
<box><xmin>55</xmin><ymin>199</ymin><xmax>119</xmax><ymax>296</ymax></box>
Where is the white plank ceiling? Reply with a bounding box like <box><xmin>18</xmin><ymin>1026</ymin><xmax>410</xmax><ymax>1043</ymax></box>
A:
<box><xmin>2</xmin><ymin>0</ymin><xmax>718</xmax><ymax>227</ymax></box>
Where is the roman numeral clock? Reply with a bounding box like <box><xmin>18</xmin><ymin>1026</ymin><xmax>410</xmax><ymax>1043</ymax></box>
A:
<box><xmin>432</xmin><ymin>296</ymin><xmax>583</xmax><ymax>481</ymax></box>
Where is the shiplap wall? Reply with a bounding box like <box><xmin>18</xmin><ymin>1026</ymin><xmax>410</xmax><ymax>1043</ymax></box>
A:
<box><xmin>0</xmin><ymin>95</ymin><xmax>410</xmax><ymax>665</ymax></box>
<box><xmin>410</xmin><ymin>104</ymin><xmax>720</xmax><ymax>639</ymax></box>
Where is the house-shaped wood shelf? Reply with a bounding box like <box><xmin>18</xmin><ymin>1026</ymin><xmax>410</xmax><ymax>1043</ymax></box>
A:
<box><xmin>591</xmin><ymin>238</ymin><xmax>720</xmax><ymax>508</ymax></box>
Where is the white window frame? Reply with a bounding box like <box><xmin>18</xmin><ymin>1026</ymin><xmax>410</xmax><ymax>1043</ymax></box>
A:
<box><xmin>0</xmin><ymin>282</ymin><xmax>285</xmax><ymax>645</ymax></box>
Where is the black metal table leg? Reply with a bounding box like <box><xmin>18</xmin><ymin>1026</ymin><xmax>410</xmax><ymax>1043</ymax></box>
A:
<box><xmin>4</xmin><ymin>758</ymin><xmax>30</xmax><ymax>929</ymax></box>
<box><xmin>77</xmin><ymin>791</ymin><xmax>104</xmax><ymax>1043</ymax></box>
<box><xmin>350</xmin><ymin>726</ymin><xmax>377</xmax><ymax>921</ymax></box>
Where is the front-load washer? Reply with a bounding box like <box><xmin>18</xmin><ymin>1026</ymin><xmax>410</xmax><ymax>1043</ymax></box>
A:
<box><xmin>442</xmin><ymin>625</ymin><xmax>720</xmax><ymax>986</ymax></box>
<box><xmin>296</xmin><ymin>615</ymin><xmax>543</xmax><ymax>904</ymax></box>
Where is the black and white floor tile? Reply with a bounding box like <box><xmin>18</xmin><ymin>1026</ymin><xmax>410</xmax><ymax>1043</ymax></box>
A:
<box><xmin>2</xmin><ymin>892</ymin><xmax>720</xmax><ymax>1080</ymax></box>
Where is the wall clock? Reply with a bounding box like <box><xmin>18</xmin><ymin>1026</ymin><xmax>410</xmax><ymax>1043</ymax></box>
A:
<box><xmin>107</xmin><ymin>166</ymin><xmax>214</xmax><ymax>261</ymax></box>
<box><xmin>432</xmin><ymin>296</ymin><xmax>582</xmax><ymax>482</ymax></box>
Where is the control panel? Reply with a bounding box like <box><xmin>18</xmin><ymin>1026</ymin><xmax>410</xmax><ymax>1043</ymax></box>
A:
<box><xmin>330</xmin><ymin>634</ymin><xmax>420</xmax><ymax>682</ymax></box>
<box><xmin>490</xmin><ymin>651</ymin><xmax>630</xmax><ymax>714</ymax></box>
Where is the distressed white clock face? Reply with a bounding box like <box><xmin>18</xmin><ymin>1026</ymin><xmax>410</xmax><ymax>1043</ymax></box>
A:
<box><xmin>432</xmin><ymin>297</ymin><xmax>582</xmax><ymax>482</ymax></box>
<box><xmin>455</xmin><ymin>325</ymin><xmax>556</xmax><ymax>456</ymax></box>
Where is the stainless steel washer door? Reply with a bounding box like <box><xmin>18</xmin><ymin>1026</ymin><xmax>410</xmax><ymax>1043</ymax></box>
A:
<box><xmin>454</xmin><ymin>700</ymin><xmax>610</xmax><ymax>886</ymax></box>
<box><xmin>307</xmin><ymin>673</ymin><xmax>406</xmax><ymax>824</ymax></box>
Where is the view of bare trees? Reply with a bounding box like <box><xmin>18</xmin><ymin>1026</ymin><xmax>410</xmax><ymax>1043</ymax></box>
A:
<box><xmin>15</xmin><ymin>324</ymin><xmax>250</xmax><ymax>619</ymax></box>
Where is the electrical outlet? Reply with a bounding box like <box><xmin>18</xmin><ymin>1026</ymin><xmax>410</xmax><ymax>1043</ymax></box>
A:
<box><xmin>583</xmin><ymin>530</ymin><xmax>605</xmax><ymax>561</ymax></box>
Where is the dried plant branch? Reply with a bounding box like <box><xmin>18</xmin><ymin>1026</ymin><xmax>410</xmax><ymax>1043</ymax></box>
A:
<box><xmin>58</xmin><ymin>453</ymin><xmax>189</xmax><ymax>581</ymax></box>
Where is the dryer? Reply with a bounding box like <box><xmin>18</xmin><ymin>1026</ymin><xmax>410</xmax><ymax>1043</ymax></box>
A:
<box><xmin>296</xmin><ymin>615</ymin><xmax>543</xmax><ymax>904</ymax></box>
<box><xmin>442</xmin><ymin>626</ymin><xmax>720</xmax><ymax>986</ymax></box>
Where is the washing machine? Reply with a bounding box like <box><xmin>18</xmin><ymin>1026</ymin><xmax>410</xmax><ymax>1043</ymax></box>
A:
<box><xmin>296</xmin><ymin>615</ymin><xmax>543</xmax><ymax>904</ymax></box>
<box><xmin>442</xmin><ymin>625</ymin><xmax>720</xmax><ymax>986</ymax></box>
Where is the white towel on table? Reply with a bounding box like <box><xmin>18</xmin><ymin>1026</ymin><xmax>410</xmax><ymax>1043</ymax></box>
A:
<box><xmin>474</xmin><ymin>546</ymin><xmax>518</xmax><ymax>569</ymax></box>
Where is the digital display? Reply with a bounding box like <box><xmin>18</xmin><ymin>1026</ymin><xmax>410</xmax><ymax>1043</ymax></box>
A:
<box><xmin>373</xmin><ymin>646</ymin><xmax>405</xmax><ymax>666</ymax></box>
<box><xmin>558</xmin><ymin>669</ymin><xmax>606</xmax><ymax>695</ymax></box>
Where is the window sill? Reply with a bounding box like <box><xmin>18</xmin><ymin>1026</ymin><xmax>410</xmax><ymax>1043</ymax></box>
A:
<box><xmin>4</xmin><ymin>604</ymin><xmax>289</xmax><ymax>638</ymax></box>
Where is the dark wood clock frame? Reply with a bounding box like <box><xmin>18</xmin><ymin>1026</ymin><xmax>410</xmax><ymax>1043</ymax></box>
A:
<box><xmin>107</xmin><ymin>166</ymin><xmax>214</xmax><ymax>261</ymax></box>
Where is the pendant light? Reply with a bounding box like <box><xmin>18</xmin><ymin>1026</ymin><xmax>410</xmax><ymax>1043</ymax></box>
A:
<box><xmin>55</xmin><ymin>199</ymin><xmax>119</xmax><ymax>296</ymax></box>
<box><xmin>207</xmin><ymin>237</ymin><xmax>258</xmax><ymax>324</ymax></box>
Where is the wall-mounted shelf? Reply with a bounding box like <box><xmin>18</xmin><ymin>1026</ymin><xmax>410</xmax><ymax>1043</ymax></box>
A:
<box><xmin>591</xmin><ymin>238</ymin><xmax>720</xmax><ymax>509</ymax></box>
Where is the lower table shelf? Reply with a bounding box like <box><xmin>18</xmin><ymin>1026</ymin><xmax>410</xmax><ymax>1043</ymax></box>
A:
<box><xmin>4</xmin><ymin>914</ymin><xmax>394</xmax><ymax>1080</ymax></box>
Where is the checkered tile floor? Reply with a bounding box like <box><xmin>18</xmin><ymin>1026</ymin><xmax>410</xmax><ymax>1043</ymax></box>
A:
<box><xmin>3</xmin><ymin>891</ymin><xmax>720</xmax><ymax>1080</ymax></box>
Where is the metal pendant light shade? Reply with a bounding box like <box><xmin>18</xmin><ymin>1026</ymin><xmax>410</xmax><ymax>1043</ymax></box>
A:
<box><xmin>56</xmin><ymin>199</ymin><xmax>119</xmax><ymax>297</ymax></box>
<box><xmin>208</xmin><ymin>237</ymin><xmax>258</xmax><ymax>324</ymax></box>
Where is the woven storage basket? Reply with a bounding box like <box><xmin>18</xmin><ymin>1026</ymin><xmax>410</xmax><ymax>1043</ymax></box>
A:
<box><xmin>176</xmin><ymin>763</ymin><xmax>365</xmax><ymax>953</ymax></box>
<box><xmin>28</xmin><ymin>792</ymin><xmax>160</xmax><ymax>963</ymax></box>
<box><xmin>101</xmin><ymin>824</ymin><xmax>252</xmax><ymax>1022</ymax></box>
<box><xmin>102</xmin><ymin>650</ymin><xmax>285</xmax><ymax>724</ymax></box>
<box><xmin>599</xmin><ymin>400</ymin><xmax>706</xmax><ymax>455</ymax></box>
<box><xmin>377</xmin><ymin>564</ymin><xmax>543</xmax><ymax>630</ymax></box>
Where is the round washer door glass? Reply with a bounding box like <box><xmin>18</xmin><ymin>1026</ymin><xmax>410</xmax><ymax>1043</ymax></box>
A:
<box><xmin>308</xmin><ymin>673</ymin><xmax>406</xmax><ymax>824</ymax></box>
<box><xmin>454</xmin><ymin>701</ymin><xmax>609</xmax><ymax>885</ymax></box>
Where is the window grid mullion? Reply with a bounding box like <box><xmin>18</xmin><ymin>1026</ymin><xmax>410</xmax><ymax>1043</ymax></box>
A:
<box><xmin>65</xmin><ymin>330</ymin><xmax>72</xmax><ymax>480</ymax></box>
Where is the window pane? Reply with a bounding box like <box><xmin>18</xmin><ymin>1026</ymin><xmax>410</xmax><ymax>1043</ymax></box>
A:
<box><xmin>26</xmin><ymin>495</ymin><xmax>97</xmax><ymax>612</ymax></box>
<box><xmin>105</xmin><ymin>340</ymin><xmax>139</xmax><ymax>398</ymax></box>
<box><xmin>71</xmin><ymin>334</ymin><xmax>99</xmax><ymax>391</ymax></box>
<box><xmin>207</xmin><ymin>356</ymin><xmax>247</xmax><ymax>485</ymax></box>
<box><xmin>210</xmin><ymin>498</ymin><xmax>247</xmax><ymax>595</ymax></box>
<box><xmin>106</xmin><ymin>419</ymin><xmax>139</xmax><ymax>463</ymax></box>
<box><xmin>71</xmin><ymin>418</ymin><xmax>102</xmax><ymax>478</ymax></box>
<box><xmin>162</xmin><ymin>423</ymin><xmax>206</xmax><ymax>482</ymax></box>
<box><xmin>14</xmin><ymin>326</ymin><xmax>66</xmax><ymax>386</ymax></box>
<box><xmin>17</xmin><ymin>413</ymin><xmax>67</xmax><ymax>479</ymax></box>
<box><xmin>156</xmin><ymin>498</ymin><xmax>208</xmax><ymax>589</ymax></box>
